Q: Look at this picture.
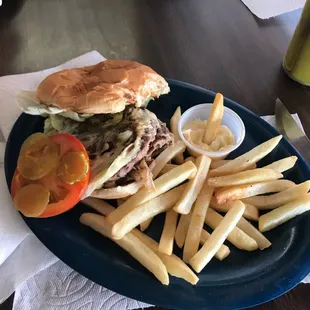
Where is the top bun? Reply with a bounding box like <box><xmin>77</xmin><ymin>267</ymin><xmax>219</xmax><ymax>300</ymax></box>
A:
<box><xmin>36</xmin><ymin>60</ymin><xmax>170</xmax><ymax>114</ymax></box>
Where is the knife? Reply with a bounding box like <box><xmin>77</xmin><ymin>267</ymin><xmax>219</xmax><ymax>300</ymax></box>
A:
<box><xmin>275</xmin><ymin>98</ymin><xmax>310</xmax><ymax>163</ymax></box>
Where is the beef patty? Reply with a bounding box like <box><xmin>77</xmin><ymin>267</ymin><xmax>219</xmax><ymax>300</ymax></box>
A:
<box><xmin>44</xmin><ymin>107</ymin><xmax>173</xmax><ymax>188</ymax></box>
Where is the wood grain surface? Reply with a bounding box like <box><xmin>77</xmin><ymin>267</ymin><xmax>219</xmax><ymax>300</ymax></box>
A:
<box><xmin>1</xmin><ymin>0</ymin><xmax>310</xmax><ymax>309</ymax></box>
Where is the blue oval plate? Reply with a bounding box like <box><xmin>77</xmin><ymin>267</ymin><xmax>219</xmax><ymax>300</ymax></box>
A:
<box><xmin>5</xmin><ymin>79</ymin><xmax>310</xmax><ymax>310</ymax></box>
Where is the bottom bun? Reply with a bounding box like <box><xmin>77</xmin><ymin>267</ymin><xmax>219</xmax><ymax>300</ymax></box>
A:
<box><xmin>90</xmin><ymin>181</ymin><xmax>144</xmax><ymax>199</ymax></box>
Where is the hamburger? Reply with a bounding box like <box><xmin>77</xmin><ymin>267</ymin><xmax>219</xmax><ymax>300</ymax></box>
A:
<box><xmin>16</xmin><ymin>60</ymin><xmax>174</xmax><ymax>199</ymax></box>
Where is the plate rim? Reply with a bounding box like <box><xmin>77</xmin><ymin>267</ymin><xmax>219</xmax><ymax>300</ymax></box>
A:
<box><xmin>4</xmin><ymin>78</ymin><xmax>310</xmax><ymax>310</ymax></box>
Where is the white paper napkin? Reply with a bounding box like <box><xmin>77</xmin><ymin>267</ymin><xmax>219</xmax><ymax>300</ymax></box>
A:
<box><xmin>240</xmin><ymin>0</ymin><xmax>306</xmax><ymax>19</ymax></box>
<box><xmin>0</xmin><ymin>51</ymin><xmax>308</xmax><ymax>310</ymax></box>
<box><xmin>13</xmin><ymin>260</ymin><xmax>150</xmax><ymax>310</ymax></box>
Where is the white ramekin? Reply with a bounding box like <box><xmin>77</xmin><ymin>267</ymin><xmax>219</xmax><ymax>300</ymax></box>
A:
<box><xmin>178</xmin><ymin>103</ymin><xmax>245</xmax><ymax>160</ymax></box>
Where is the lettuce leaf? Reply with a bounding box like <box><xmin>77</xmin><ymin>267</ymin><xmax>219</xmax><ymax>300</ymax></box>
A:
<box><xmin>16</xmin><ymin>90</ymin><xmax>93</xmax><ymax>122</ymax></box>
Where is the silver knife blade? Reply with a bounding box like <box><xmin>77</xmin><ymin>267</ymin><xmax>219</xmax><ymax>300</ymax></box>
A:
<box><xmin>275</xmin><ymin>98</ymin><xmax>310</xmax><ymax>163</ymax></box>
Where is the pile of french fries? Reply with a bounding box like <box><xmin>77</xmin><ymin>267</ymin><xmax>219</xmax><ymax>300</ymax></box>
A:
<box><xmin>80</xmin><ymin>97</ymin><xmax>310</xmax><ymax>286</ymax></box>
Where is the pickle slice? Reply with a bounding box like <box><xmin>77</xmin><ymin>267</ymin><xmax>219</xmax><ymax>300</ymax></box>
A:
<box><xmin>19</xmin><ymin>133</ymin><xmax>47</xmax><ymax>155</ymax></box>
<box><xmin>57</xmin><ymin>151</ymin><xmax>89</xmax><ymax>184</ymax></box>
<box><xmin>18</xmin><ymin>133</ymin><xmax>60</xmax><ymax>180</ymax></box>
<box><xmin>13</xmin><ymin>184</ymin><xmax>50</xmax><ymax>217</ymax></box>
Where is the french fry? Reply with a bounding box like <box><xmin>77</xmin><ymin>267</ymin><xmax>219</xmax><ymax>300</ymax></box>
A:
<box><xmin>208</xmin><ymin>135</ymin><xmax>282</xmax><ymax>177</ymax></box>
<box><xmin>132</xmin><ymin>229</ymin><xmax>199</xmax><ymax>285</ymax></box>
<box><xmin>210</xmin><ymin>160</ymin><xmax>257</xmax><ymax>170</ymax></box>
<box><xmin>210</xmin><ymin>159</ymin><xmax>231</xmax><ymax>169</ymax></box>
<box><xmin>159</xmin><ymin>163</ymin><xmax>197</xmax><ymax>179</ymax></box>
<box><xmin>183</xmin><ymin>184</ymin><xmax>214</xmax><ymax>263</ymax></box>
<box><xmin>139</xmin><ymin>159</ymin><xmax>155</xmax><ymax>190</ymax></box>
<box><xmin>159</xmin><ymin>163</ymin><xmax>177</xmax><ymax>176</ymax></box>
<box><xmin>242</xmin><ymin>204</ymin><xmax>259</xmax><ymax>221</ymax></box>
<box><xmin>215</xmin><ymin>179</ymin><xmax>295</xmax><ymax>204</ymax></box>
<box><xmin>203</xmin><ymin>93</ymin><xmax>224</xmax><ymax>144</ymax></box>
<box><xmin>83</xmin><ymin>198</ymin><xmax>155</xmax><ymax>233</ymax></box>
<box><xmin>200</xmin><ymin>229</ymin><xmax>230</xmax><ymax>260</ymax></box>
<box><xmin>208</xmin><ymin>168</ymin><xmax>283</xmax><ymax>187</ymax></box>
<box><xmin>80</xmin><ymin>213</ymin><xmax>169</xmax><ymax>285</ymax></box>
<box><xmin>190</xmin><ymin>201</ymin><xmax>245</xmax><ymax>272</ymax></box>
<box><xmin>174</xmin><ymin>155</ymin><xmax>211</xmax><ymax>214</ymax></box>
<box><xmin>263</xmin><ymin>156</ymin><xmax>297</xmax><ymax>173</ymax></box>
<box><xmin>205</xmin><ymin>208</ymin><xmax>258</xmax><ymax>251</ymax></box>
<box><xmin>185</xmin><ymin>156</ymin><xmax>196</xmax><ymax>163</ymax></box>
<box><xmin>170</xmin><ymin>106</ymin><xmax>184</xmax><ymax>165</ymax></box>
<box><xmin>259</xmin><ymin>194</ymin><xmax>310</xmax><ymax>232</ymax></box>
<box><xmin>91</xmin><ymin>181</ymin><xmax>143</xmax><ymax>199</ymax></box>
<box><xmin>83</xmin><ymin>197</ymin><xmax>227</xmax><ymax>260</ymax></box>
<box><xmin>83</xmin><ymin>197</ymin><xmax>115</xmax><ymax>215</ymax></box>
<box><xmin>243</xmin><ymin>181</ymin><xmax>310</xmax><ymax>209</ymax></box>
<box><xmin>111</xmin><ymin>184</ymin><xmax>186</xmax><ymax>240</ymax></box>
<box><xmin>107</xmin><ymin>161</ymin><xmax>197</xmax><ymax>225</ymax></box>
<box><xmin>140</xmin><ymin>218</ymin><xmax>153</xmax><ymax>231</ymax></box>
<box><xmin>210</xmin><ymin>198</ymin><xmax>259</xmax><ymax>221</ymax></box>
<box><xmin>83</xmin><ymin>198</ymin><xmax>199</xmax><ymax>285</ymax></box>
<box><xmin>152</xmin><ymin>140</ymin><xmax>186</xmax><ymax>179</ymax></box>
<box><xmin>237</xmin><ymin>217</ymin><xmax>271</xmax><ymax>250</ymax></box>
<box><xmin>159</xmin><ymin>210</ymin><xmax>179</xmax><ymax>255</ymax></box>
<box><xmin>175</xmin><ymin>213</ymin><xmax>192</xmax><ymax>248</ymax></box>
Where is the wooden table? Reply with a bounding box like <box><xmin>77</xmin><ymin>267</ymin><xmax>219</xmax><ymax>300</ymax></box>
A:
<box><xmin>1</xmin><ymin>0</ymin><xmax>310</xmax><ymax>309</ymax></box>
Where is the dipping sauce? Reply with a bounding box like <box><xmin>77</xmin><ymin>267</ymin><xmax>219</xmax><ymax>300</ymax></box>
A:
<box><xmin>182</xmin><ymin>120</ymin><xmax>235</xmax><ymax>152</ymax></box>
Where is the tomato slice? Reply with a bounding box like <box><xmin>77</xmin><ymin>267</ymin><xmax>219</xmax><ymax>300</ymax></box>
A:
<box><xmin>11</xmin><ymin>133</ymin><xmax>90</xmax><ymax>218</ymax></box>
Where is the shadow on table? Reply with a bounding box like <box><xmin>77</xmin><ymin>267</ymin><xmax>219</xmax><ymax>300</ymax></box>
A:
<box><xmin>129</xmin><ymin>1</ymin><xmax>169</xmax><ymax>76</ymax></box>
<box><xmin>0</xmin><ymin>0</ymin><xmax>26</xmax><ymax>21</ymax></box>
<box><xmin>272</xmin><ymin>65</ymin><xmax>310</xmax><ymax>135</ymax></box>
<box><xmin>130</xmin><ymin>0</ymin><xmax>197</xmax><ymax>83</ymax></box>
<box><xmin>0</xmin><ymin>22</ymin><xmax>21</xmax><ymax>76</ymax></box>
<box><xmin>0</xmin><ymin>0</ymin><xmax>24</xmax><ymax>76</ymax></box>
<box><xmin>254</xmin><ymin>9</ymin><xmax>302</xmax><ymax>28</ymax></box>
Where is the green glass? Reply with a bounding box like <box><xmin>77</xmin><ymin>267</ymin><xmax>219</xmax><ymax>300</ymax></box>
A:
<box><xmin>283</xmin><ymin>0</ymin><xmax>310</xmax><ymax>86</ymax></box>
